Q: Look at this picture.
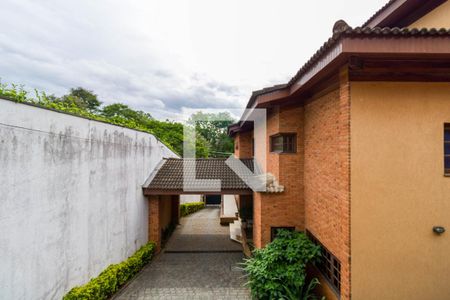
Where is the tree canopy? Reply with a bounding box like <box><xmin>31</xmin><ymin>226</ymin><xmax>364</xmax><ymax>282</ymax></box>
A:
<box><xmin>0</xmin><ymin>81</ymin><xmax>234</xmax><ymax>158</ymax></box>
<box><xmin>188</xmin><ymin>111</ymin><xmax>235</xmax><ymax>157</ymax></box>
<box><xmin>65</xmin><ymin>87</ymin><xmax>102</xmax><ymax>112</ymax></box>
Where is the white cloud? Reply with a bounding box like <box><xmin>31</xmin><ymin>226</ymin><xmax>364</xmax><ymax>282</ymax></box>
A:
<box><xmin>0</xmin><ymin>0</ymin><xmax>387</xmax><ymax>120</ymax></box>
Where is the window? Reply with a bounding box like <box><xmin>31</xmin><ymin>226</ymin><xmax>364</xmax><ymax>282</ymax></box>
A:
<box><xmin>270</xmin><ymin>133</ymin><xmax>296</xmax><ymax>153</ymax></box>
<box><xmin>445</xmin><ymin>124</ymin><xmax>450</xmax><ymax>175</ymax></box>
<box><xmin>270</xmin><ymin>226</ymin><xmax>295</xmax><ymax>241</ymax></box>
<box><xmin>307</xmin><ymin>231</ymin><xmax>341</xmax><ymax>294</ymax></box>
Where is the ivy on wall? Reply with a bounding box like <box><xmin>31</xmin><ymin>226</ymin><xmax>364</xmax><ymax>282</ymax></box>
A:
<box><xmin>0</xmin><ymin>81</ymin><xmax>212</xmax><ymax>157</ymax></box>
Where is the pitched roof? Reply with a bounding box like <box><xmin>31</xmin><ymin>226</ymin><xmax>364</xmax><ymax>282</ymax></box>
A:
<box><xmin>143</xmin><ymin>158</ymin><xmax>255</xmax><ymax>194</ymax></box>
<box><xmin>363</xmin><ymin>0</ymin><xmax>446</xmax><ymax>28</ymax></box>
<box><xmin>239</xmin><ymin>20</ymin><xmax>450</xmax><ymax>114</ymax></box>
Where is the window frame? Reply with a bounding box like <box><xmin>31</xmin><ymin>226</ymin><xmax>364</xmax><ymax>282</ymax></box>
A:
<box><xmin>445</xmin><ymin>124</ymin><xmax>450</xmax><ymax>176</ymax></box>
<box><xmin>270</xmin><ymin>133</ymin><xmax>297</xmax><ymax>154</ymax></box>
<box><xmin>306</xmin><ymin>230</ymin><xmax>341</xmax><ymax>296</ymax></box>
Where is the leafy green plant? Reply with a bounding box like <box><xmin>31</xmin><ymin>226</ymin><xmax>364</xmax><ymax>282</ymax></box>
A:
<box><xmin>242</xmin><ymin>230</ymin><xmax>323</xmax><ymax>300</ymax></box>
<box><xmin>284</xmin><ymin>278</ymin><xmax>325</xmax><ymax>300</ymax></box>
<box><xmin>62</xmin><ymin>242</ymin><xmax>156</xmax><ymax>300</ymax></box>
<box><xmin>180</xmin><ymin>202</ymin><xmax>205</xmax><ymax>217</ymax></box>
<box><xmin>0</xmin><ymin>80</ymin><xmax>213</xmax><ymax>157</ymax></box>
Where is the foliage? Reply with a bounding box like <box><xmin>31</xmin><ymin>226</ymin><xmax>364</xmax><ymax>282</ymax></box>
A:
<box><xmin>0</xmin><ymin>81</ymin><xmax>213</xmax><ymax>157</ymax></box>
<box><xmin>67</xmin><ymin>87</ymin><xmax>102</xmax><ymax>112</ymax></box>
<box><xmin>101</xmin><ymin>103</ymin><xmax>152</xmax><ymax>123</ymax></box>
<box><xmin>242</xmin><ymin>230</ymin><xmax>323</xmax><ymax>300</ymax></box>
<box><xmin>63</xmin><ymin>242</ymin><xmax>156</xmax><ymax>300</ymax></box>
<box><xmin>180</xmin><ymin>202</ymin><xmax>205</xmax><ymax>217</ymax></box>
<box><xmin>188</xmin><ymin>111</ymin><xmax>235</xmax><ymax>157</ymax></box>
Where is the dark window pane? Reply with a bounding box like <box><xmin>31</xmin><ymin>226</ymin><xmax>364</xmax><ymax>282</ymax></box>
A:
<box><xmin>306</xmin><ymin>230</ymin><xmax>341</xmax><ymax>294</ymax></box>
<box><xmin>445</xmin><ymin>128</ymin><xmax>450</xmax><ymax>141</ymax></box>
<box><xmin>284</xmin><ymin>135</ymin><xmax>294</xmax><ymax>152</ymax></box>
<box><xmin>271</xmin><ymin>134</ymin><xmax>296</xmax><ymax>153</ymax></box>
<box><xmin>445</xmin><ymin>143</ymin><xmax>450</xmax><ymax>155</ymax></box>
<box><xmin>271</xmin><ymin>136</ymin><xmax>283</xmax><ymax>152</ymax></box>
<box><xmin>445</xmin><ymin>156</ymin><xmax>450</xmax><ymax>171</ymax></box>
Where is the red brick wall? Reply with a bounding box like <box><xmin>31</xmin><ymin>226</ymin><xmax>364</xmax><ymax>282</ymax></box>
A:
<box><xmin>234</xmin><ymin>131</ymin><xmax>253</xmax><ymax>158</ymax></box>
<box><xmin>253</xmin><ymin>104</ymin><xmax>305</xmax><ymax>248</ymax></box>
<box><xmin>234</xmin><ymin>131</ymin><xmax>253</xmax><ymax>217</ymax></box>
<box><xmin>148</xmin><ymin>195</ymin><xmax>179</xmax><ymax>253</ymax></box>
<box><xmin>232</xmin><ymin>69</ymin><xmax>351</xmax><ymax>298</ymax></box>
<box><xmin>304</xmin><ymin>67</ymin><xmax>351</xmax><ymax>299</ymax></box>
<box><xmin>148</xmin><ymin>195</ymin><xmax>161</xmax><ymax>252</ymax></box>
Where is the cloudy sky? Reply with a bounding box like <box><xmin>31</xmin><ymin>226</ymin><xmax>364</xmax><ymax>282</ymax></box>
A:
<box><xmin>1</xmin><ymin>0</ymin><xmax>386</xmax><ymax>120</ymax></box>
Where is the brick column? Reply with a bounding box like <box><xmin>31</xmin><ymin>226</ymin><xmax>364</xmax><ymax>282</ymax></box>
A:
<box><xmin>234</xmin><ymin>131</ymin><xmax>253</xmax><ymax>158</ymax></box>
<box><xmin>253</xmin><ymin>192</ymin><xmax>263</xmax><ymax>248</ymax></box>
<box><xmin>148</xmin><ymin>195</ymin><xmax>161</xmax><ymax>253</ymax></box>
<box><xmin>338</xmin><ymin>66</ymin><xmax>351</xmax><ymax>300</ymax></box>
<box><xmin>252</xmin><ymin>104</ymin><xmax>305</xmax><ymax>249</ymax></box>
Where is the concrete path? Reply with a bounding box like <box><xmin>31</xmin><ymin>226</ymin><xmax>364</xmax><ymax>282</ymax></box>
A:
<box><xmin>113</xmin><ymin>206</ymin><xmax>251</xmax><ymax>300</ymax></box>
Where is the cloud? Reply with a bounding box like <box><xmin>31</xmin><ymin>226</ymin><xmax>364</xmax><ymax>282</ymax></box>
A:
<box><xmin>0</xmin><ymin>0</ymin><xmax>387</xmax><ymax>120</ymax></box>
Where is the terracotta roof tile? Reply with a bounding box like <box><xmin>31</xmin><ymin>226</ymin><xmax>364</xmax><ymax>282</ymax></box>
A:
<box><xmin>244</xmin><ymin>22</ymin><xmax>450</xmax><ymax>109</ymax></box>
<box><xmin>145</xmin><ymin>158</ymin><xmax>255</xmax><ymax>191</ymax></box>
<box><xmin>363</xmin><ymin>0</ymin><xmax>398</xmax><ymax>27</ymax></box>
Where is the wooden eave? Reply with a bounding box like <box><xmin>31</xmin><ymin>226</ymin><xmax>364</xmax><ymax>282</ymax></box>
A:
<box><xmin>251</xmin><ymin>35</ymin><xmax>450</xmax><ymax>108</ymax></box>
<box><xmin>143</xmin><ymin>189</ymin><xmax>253</xmax><ymax>196</ymax></box>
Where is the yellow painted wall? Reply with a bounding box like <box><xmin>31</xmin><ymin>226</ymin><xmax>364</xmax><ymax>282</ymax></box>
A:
<box><xmin>351</xmin><ymin>82</ymin><xmax>450</xmax><ymax>300</ymax></box>
<box><xmin>409</xmin><ymin>1</ymin><xmax>450</xmax><ymax>28</ymax></box>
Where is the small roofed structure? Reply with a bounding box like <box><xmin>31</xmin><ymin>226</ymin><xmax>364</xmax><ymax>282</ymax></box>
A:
<box><xmin>143</xmin><ymin>158</ymin><xmax>255</xmax><ymax>195</ymax></box>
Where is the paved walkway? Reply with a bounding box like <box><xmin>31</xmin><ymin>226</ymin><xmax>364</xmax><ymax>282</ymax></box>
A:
<box><xmin>114</xmin><ymin>206</ymin><xmax>251</xmax><ymax>300</ymax></box>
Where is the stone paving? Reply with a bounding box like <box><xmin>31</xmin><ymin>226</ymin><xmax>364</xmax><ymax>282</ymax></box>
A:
<box><xmin>113</xmin><ymin>206</ymin><xmax>251</xmax><ymax>300</ymax></box>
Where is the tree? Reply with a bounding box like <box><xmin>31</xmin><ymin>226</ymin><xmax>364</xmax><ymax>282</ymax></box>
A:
<box><xmin>101</xmin><ymin>103</ymin><xmax>153</xmax><ymax>124</ymax></box>
<box><xmin>66</xmin><ymin>87</ymin><xmax>102</xmax><ymax>111</ymax></box>
<box><xmin>188</xmin><ymin>111</ymin><xmax>235</xmax><ymax>157</ymax></box>
<box><xmin>101</xmin><ymin>104</ymin><xmax>209</xmax><ymax>157</ymax></box>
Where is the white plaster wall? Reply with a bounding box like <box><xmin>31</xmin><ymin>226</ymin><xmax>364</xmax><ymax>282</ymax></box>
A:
<box><xmin>180</xmin><ymin>194</ymin><xmax>202</xmax><ymax>204</ymax></box>
<box><xmin>0</xmin><ymin>99</ymin><xmax>177</xmax><ymax>300</ymax></box>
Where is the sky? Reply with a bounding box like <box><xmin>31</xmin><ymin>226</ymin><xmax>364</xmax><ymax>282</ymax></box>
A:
<box><xmin>0</xmin><ymin>0</ymin><xmax>387</xmax><ymax>121</ymax></box>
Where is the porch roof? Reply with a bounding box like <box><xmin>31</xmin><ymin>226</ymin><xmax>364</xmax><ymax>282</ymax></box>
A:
<box><xmin>143</xmin><ymin>158</ymin><xmax>254</xmax><ymax>195</ymax></box>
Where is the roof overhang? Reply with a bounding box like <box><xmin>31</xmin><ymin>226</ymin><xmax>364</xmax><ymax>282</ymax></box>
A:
<box><xmin>143</xmin><ymin>189</ymin><xmax>253</xmax><ymax>196</ymax></box>
<box><xmin>243</xmin><ymin>28</ymin><xmax>450</xmax><ymax>110</ymax></box>
<box><xmin>142</xmin><ymin>158</ymin><xmax>256</xmax><ymax>195</ymax></box>
<box><xmin>363</xmin><ymin>0</ymin><xmax>447</xmax><ymax>28</ymax></box>
<box><xmin>227</xmin><ymin>120</ymin><xmax>254</xmax><ymax>137</ymax></box>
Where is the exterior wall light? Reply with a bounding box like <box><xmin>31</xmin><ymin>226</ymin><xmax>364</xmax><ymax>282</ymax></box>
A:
<box><xmin>433</xmin><ymin>226</ymin><xmax>446</xmax><ymax>235</ymax></box>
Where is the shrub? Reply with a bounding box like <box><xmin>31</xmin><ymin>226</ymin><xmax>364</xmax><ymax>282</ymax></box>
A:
<box><xmin>242</xmin><ymin>230</ymin><xmax>323</xmax><ymax>300</ymax></box>
<box><xmin>63</xmin><ymin>242</ymin><xmax>156</xmax><ymax>300</ymax></box>
<box><xmin>180</xmin><ymin>202</ymin><xmax>205</xmax><ymax>217</ymax></box>
<box><xmin>0</xmin><ymin>80</ymin><xmax>215</xmax><ymax>157</ymax></box>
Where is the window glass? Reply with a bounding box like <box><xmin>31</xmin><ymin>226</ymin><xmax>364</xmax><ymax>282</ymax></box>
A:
<box><xmin>307</xmin><ymin>230</ymin><xmax>341</xmax><ymax>294</ymax></box>
<box><xmin>271</xmin><ymin>136</ymin><xmax>283</xmax><ymax>152</ymax></box>
<box><xmin>445</xmin><ymin>156</ymin><xmax>450</xmax><ymax>173</ymax></box>
<box><xmin>270</xmin><ymin>134</ymin><xmax>296</xmax><ymax>153</ymax></box>
<box><xmin>445</xmin><ymin>142</ymin><xmax>450</xmax><ymax>155</ymax></box>
<box><xmin>445</xmin><ymin>126</ymin><xmax>450</xmax><ymax>141</ymax></box>
<box><xmin>445</xmin><ymin>125</ymin><xmax>450</xmax><ymax>175</ymax></box>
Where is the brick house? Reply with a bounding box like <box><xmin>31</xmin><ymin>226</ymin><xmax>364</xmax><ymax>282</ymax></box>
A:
<box><xmin>228</xmin><ymin>1</ymin><xmax>450</xmax><ymax>299</ymax></box>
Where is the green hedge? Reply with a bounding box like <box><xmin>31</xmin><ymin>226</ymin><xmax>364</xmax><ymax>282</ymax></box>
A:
<box><xmin>63</xmin><ymin>242</ymin><xmax>156</xmax><ymax>300</ymax></box>
<box><xmin>180</xmin><ymin>202</ymin><xmax>205</xmax><ymax>217</ymax></box>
